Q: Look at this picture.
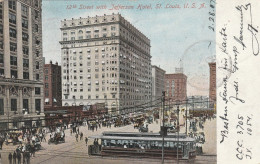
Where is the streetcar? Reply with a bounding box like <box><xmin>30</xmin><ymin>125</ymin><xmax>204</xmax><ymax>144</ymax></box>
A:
<box><xmin>88</xmin><ymin>132</ymin><xmax>196</xmax><ymax>160</ymax></box>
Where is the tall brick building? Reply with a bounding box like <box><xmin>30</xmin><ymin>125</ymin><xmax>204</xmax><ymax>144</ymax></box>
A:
<box><xmin>165</xmin><ymin>73</ymin><xmax>187</xmax><ymax>101</ymax></box>
<box><xmin>209</xmin><ymin>62</ymin><xmax>216</xmax><ymax>107</ymax></box>
<box><xmin>44</xmin><ymin>61</ymin><xmax>62</xmax><ymax>108</ymax></box>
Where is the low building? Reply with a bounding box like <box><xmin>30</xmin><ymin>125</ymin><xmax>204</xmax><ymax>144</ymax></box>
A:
<box><xmin>165</xmin><ymin>73</ymin><xmax>187</xmax><ymax>102</ymax></box>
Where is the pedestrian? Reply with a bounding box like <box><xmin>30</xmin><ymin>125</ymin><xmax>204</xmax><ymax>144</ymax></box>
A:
<box><xmin>22</xmin><ymin>153</ymin><xmax>25</xmax><ymax>164</ymax></box>
<box><xmin>85</xmin><ymin>137</ymin><xmax>88</xmax><ymax>146</ymax></box>
<box><xmin>77</xmin><ymin>127</ymin><xmax>79</xmax><ymax>134</ymax></box>
<box><xmin>8</xmin><ymin>153</ymin><xmax>12</xmax><ymax>164</ymax></box>
<box><xmin>70</xmin><ymin>129</ymin><xmax>72</xmax><ymax>136</ymax></box>
<box><xmin>43</xmin><ymin>133</ymin><xmax>46</xmax><ymax>142</ymax></box>
<box><xmin>31</xmin><ymin>145</ymin><xmax>35</xmax><ymax>157</ymax></box>
<box><xmin>80</xmin><ymin>132</ymin><xmax>83</xmax><ymax>141</ymax></box>
<box><xmin>75</xmin><ymin>133</ymin><xmax>78</xmax><ymax>142</ymax></box>
<box><xmin>0</xmin><ymin>153</ymin><xmax>2</xmax><ymax>164</ymax></box>
<box><xmin>17</xmin><ymin>152</ymin><xmax>21</xmax><ymax>164</ymax></box>
<box><xmin>95</xmin><ymin>125</ymin><xmax>98</xmax><ymax>131</ymax></box>
<box><xmin>26</xmin><ymin>152</ymin><xmax>30</xmax><ymax>164</ymax></box>
<box><xmin>13</xmin><ymin>151</ymin><xmax>17</xmax><ymax>164</ymax></box>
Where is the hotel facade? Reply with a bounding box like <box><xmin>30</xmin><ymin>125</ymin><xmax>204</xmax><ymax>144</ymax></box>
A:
<box><xmin>0</xmin><ymin>0</ymin><xmax>44</xmax><ymax>130</ymax></box>
<box><xmin>60</xmin><ymin>14</ymin><xmax>152</xmax><ymax>113</ymax></box>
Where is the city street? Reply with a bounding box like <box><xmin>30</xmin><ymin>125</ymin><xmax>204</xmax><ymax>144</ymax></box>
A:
<box><xmin>0</xmin><ymin>112</ymin><xmax>216</xmax><ymax>164</ymax></box>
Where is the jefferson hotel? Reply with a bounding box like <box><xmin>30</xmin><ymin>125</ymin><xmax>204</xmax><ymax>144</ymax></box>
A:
<box><xmin>60</xmin><ymin>14</ymin><xmax>152</xmax><ymax>113</ymax></box>
<box><xmin>0</xmin><ymin>0</ymin><xmax>44</xmax><ymax>130</ymax></box>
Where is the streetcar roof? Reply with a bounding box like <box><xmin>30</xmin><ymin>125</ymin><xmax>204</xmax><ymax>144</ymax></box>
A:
<box><xmin>88</xmin><ymin>135</ymin><xmax>195</xmax><ymax>142</ymax></box>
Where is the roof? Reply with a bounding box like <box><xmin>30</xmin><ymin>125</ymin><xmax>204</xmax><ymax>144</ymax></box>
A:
<box><xmin>88</xmin><ymin>135</ymin><xmax>195</xmax><ymax>142</ymax></box>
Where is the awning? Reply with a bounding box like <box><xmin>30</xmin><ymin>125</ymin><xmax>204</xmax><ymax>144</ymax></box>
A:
<box><xmin>95</xmin><ymin>81</ymin><xmax>99</xmax><ymax>84</ymax></box>
<box><xmin>45</xmin><ymin>98</ymin><xmax>49</xmax><ymax>103</ymax></box>
<box><xmin>87</xmin><ymin>75</ymin><xmax>91</xmax><ymax>77</ymax></box>
<box><xmin>80</xmin><ymin>81</ymin><xmax>83</xmax><ymax>85</ymax></box>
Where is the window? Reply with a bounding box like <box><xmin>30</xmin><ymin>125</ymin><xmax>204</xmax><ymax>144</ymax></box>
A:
<box><xmin>35</xmin><ymin>87</ymin><xmax>41</xmax><ymax>95</ymax></box>
<box><xmin>0</xmin><ymin>53</ymin><xmax>3</xmax><ymax>63</ymax></box>
<box><xmin>80</xmin><ymin>96</ymin><xmax>83</xmax><ymax>99</ymax></box>
<box><xmin>36</xmin><ymin>61</ymin><xmax>39</xmax><ymax>69</ymax></box>
<box><xmin>10</xmin><ymin>56</ymin><xmax>17</xmax><ymax>66</ymax></box>
<box><xmin>0</xmin><ymin>99</ymin><xmax>4</xmax><ymax>115</ymax></box>
<box><xmin>21</xmin><ymin>5</ymin><xmax>28</xmax><ymax>15</ymax></box>
<box><xmin>35</xmin><ymin>10</ymin><xmax>39</xmax><ymax>19</ymax></box>
<box><xmin>23</xmin><ymin>72</ymin><xmax>29</xmax><ymax>79</ymax></box>
<box><xmin>21</xmin><ymin>18</ymin><xmax>28</xmax><ymax>29</ymax></box>
<box><xmin>35</xmin><ymin>99</ymin><xmax>41</xmax><ymax>112</ymax></box>
<box><xmin>9</xmin><ymin>28</ymin><xmax>16</xmax><ymax>38</ymax></box>
<box><xmin>10</xmin><ymin>42</ymin><xmax>16</xmax><ymax>52</ymax></box>
<box><xmin>45</xmin><ymin>69</ymin><xmax>48</xmax><ymax>74</ymax></box>
<box><xmin>22</xmin><ymin>32</ymin><xmax>28</xmax><ymax>41</ymax></box>
<box><xmin>45</xmin><ymin>90</ymin><xmax>49</xmax><ymax>97</ymax></box>
<box><xmin>45</xmin><ymin>76</ymin><xmax>48</xmax><ymax>80</ymax></box>
<box><xmin>71</xmin><ymin>37</ymin><xmax>75</xmax><ymax>40</ymax></box>
<box><xmin>9</xmin><ymin>0</ymin><xmax>16</xmax><ymax>10</ymax></box>
<box><xmin>23</xmin><ymin>46</ymin><xmax>29</xmax><ymax>55</ymax></box>
<box><xmin>35</xmin><ymin>0</ymin><xmax>39</xmax><ymax>7</ymax></box>
<box><xmin>0</xmin><ymin>24</ymin><xmax>3</xmax><ymax>34</ymax></box>
<box><xmin>23</xmin><ymin>99</ymin><xmax>29</xmax><ymax>113</ymax></box>
<box><xmin>111</xmin><ymin>26</ymin><xmax>116</xmax><ymax>30</ymax></box>
<box><xmin>0</xmin><ymin>69</ymin><xmax>4</xmax><ymax>75</ymax></box>
<box><xmin>36</xmin><ymin>74</ymin><xmax>39</xmax><ymax>80</ymax></box>
<box><xmin>0</xmin><ymin>41</ymin><xmax>3</xmax><ymax>49</ymax></box>
<box><xmin>11</xmin><ymin>99</ymin><xmax>17</xmax><ymax>111</ymax></box>
<box><xmin>35</xmin><ymin>24</ymin><xmax>38</xmax><ymax>32</ymax></box>
<box><xmin>23</xmin><ymin>59</ymin><xmax>29</xmax><ymax>67</ymax></box>
<box><xmin>36</xmin><ymin>50</ymin><xmax>39</xmax><ymax>57</ymax></box>
<box><xmin>11</xmin><ymin>70</ymin><xmax>17</xmax><ymax>78</ymax></box>
<box><xmin>0</xmin><ymin>8</ymin><xmax>2</xmax><ymax>20</ymax></box>
<box><xmin>9</xmin><ymin>13</ymin><xmax>16</xmax><ymax>24</ymax></box>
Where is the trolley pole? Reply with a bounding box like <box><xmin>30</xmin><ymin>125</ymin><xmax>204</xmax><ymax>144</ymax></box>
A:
<box><xmin>161</xmin><ymin>91</ymin><xmax>165</xmax><ymax>164</ymax></box>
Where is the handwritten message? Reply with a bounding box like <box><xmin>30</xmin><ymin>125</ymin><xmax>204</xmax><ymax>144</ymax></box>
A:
<box><xmin>217</xmin><ymin>1</ymin><xmax>260</xmax><ymax>163</ymax></box>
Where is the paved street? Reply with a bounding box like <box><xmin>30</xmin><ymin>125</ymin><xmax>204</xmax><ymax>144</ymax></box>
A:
<box><xmin>0</xmin><ymin>113</ymin><xmax>216</xmax><ymax>164</ymax></box>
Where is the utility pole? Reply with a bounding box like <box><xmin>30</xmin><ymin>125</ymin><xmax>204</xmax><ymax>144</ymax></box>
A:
<box><xmin>177</xmin><ymin>100</ymin><xmax>180</xmax><ymax>164</ymax></box>
<box><xmin>161</xmin><ymin>91</ymin><xmax>165</xmax><ymax>164</ymax></box>
<box><xmin>185</xmin><ymin>98</ymin><xmax>188</xmax><ymax>135</ymax></box>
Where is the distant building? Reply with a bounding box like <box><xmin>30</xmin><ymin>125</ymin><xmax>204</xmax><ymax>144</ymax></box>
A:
<box><xmin>59</xmin><ymin>14</ymin><xmax>151</xmax><ymax>113</ymax></box>
<box><xmin>209</xmin><ymin>62</ymin><xmax>216</xmax><ymax>107</ymax></box>
<box><xmin>44</xmin><ymin>61</ymin><xmax>62</xmax><ymax>108</ymax></box>
<box><xmin>165</xmin><ymin>73</ymin><xmax>187</xmax><ymax>101</ymax></box>
<box><xmin>151</xmin><ymin>65</ymin><xmax>165</xmax><ymax>106</ymax></box>
<box><xmin>0</xmin><ymin>0</ymin><xmax>44</xmax><ymax>130</ymax></box>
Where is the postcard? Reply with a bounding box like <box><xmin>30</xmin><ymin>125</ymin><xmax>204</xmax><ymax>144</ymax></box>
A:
<box><xmin>0</xmin><ymin>0</ymin><xmax>258</xmax><ymax>163</ymax></box>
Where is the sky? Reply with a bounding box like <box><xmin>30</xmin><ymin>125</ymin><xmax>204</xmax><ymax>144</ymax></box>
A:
<box><xmin>42</xmin><ymin>0</ymin><xmax>215</xmax><ymax>96</ymax></box>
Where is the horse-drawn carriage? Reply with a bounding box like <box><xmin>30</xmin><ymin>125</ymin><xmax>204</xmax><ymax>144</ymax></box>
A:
<box><xmin>5</xmin><ymin>131</ymin><xmax>22</xmax><ymax>145</ymax></box>
<box><xmin>48</xmin><ymin>131</ymin><xmax>65</xmax><ymax>144</ymax></box>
